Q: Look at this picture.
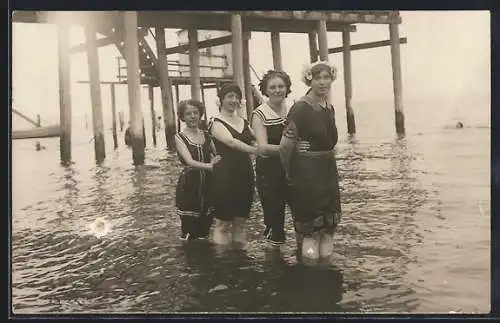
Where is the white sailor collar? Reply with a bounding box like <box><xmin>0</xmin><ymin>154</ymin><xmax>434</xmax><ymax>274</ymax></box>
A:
<box><xmin>252</xmin><ymin>102</ymin><xmax>286</xmax><ymax>126</ymax></box>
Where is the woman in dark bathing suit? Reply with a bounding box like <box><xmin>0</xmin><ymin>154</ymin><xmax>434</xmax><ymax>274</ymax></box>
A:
<box><xmin>280</xmin><ymin>61</ymin><xmax>342</xmax><ymax>264</ymax></box>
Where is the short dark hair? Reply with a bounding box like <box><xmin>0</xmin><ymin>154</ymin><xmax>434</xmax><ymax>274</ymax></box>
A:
<box><xmin>258</xmin><ymin>70</ymin><xmax>292</xmax><ymax>98</ymax></box>
<box><xmin>217</xmin><ymin>83</ymin><xmax>242</xmax><ymax>103</ymax></box>
<box><xmin>177</xmin><ymin>99</ymin><xmax>205</xmax><ymax>122</ymax></box>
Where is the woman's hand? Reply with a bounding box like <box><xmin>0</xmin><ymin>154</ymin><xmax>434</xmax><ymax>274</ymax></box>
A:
<box><xmin>211</xmin><ymin>155</ymin><xmax>222</xmax><ymax>165</ymax></box>
<box><xmin>296</xmin><ymin>140</ymin><xmax>311</xmax><ymax>152</ymax></box>
<box><xmin>256</xmin><ymin>145</ymin><xmax>269</xmax><ymax>158</ymax></box>
<box><xmin>251</xmin><ymin>142</ymin><xmax>267</xmax><ymax>158</ymax></box>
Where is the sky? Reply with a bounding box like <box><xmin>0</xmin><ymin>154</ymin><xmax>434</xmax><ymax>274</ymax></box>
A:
<box><xmin>11</xmin><ymin>11</ymin><xmax>490</xmax><ymax>130</ymax></box>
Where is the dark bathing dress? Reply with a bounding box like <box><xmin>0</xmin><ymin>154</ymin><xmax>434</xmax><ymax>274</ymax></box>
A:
<box><xmin>209</xmin><ymin>117</ymin><xmax>256</xmax><ymax>221</ymax></box>
<box><xmin>252</xmin><ymin>103</ymin><xmax>290</xmax><ymax>241</ymax></box>
<box><xmin>283</xmin><ymin>95</ymin><xmax>342</xmax><ymax>235</ymax></box>
<box><xmin>175</xmin><ymin>131</ymin><xmax>215</xmax><ymax>238</ymax></box>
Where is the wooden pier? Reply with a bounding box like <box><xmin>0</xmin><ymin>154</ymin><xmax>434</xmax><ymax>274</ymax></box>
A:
<box><xmin>12</xmin><ymin>10</ymin><xmax>407</xmax><ymax>166</ymax></box>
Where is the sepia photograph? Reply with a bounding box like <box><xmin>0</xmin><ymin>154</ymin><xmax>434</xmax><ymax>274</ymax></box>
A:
<box><xmin>10</xmin><ymin>10</ymin><xmax>490</xmax><ymax>314</ymax></box>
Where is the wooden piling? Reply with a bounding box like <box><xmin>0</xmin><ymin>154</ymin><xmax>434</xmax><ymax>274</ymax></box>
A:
<box><xmin>149</xmin><ymin>86</ymin><xmax>157</xmax><ymax>146</ymax></box>
<box><xmin>143</xmin><ymin>118</ymin><xmax>146</xmax><ymax>147</ymax></box>
<box><xmin>389</xmin><ymin>22</ymin><xmax>405</xmax><ymax>136</ymax></box>
<box><xmin>231</xmin><ymin>14</ymin><xmax>247</xmax><ymax>119</ymax></box>
<box><xmin>119</xmin><ymin>111</ymin><xmax>124</xmax><ymax>132</ymax></box>
<box><xmin>188</xmin><ymin>28</ymin><xmax>202</xmax><ymax>101</ymax></box>
<box><xmin>342</xmin><ymin>27</ymin><xmax>356</xmax><ymax>135</ymax></box>
<box><xmin>270</xmin><ymin>31</ymin><xmax>282</xmax><ymax>71</ymax></box>
<box><xmin>308</xmin><ymin>31</ymin><xmax>318</xmax><ymax>63</ymax></box>
<box><xmin>200</xmin><ymin>85</ymin><xmax>206</xmax><ymax>107</ymax></box>
<box><xmin>57</xmin><ymin>19</ymin><xmax>72</xmax><ymax>165</ymax></box>
<box><xmin>36</xmin><ymin>114</ymin><xmax>41</xmax><ymax>127</ymax></box>
<box><xmin>175</xmin><ymin>84</ymin><xmax>181</xmax><ymax>131</ymax></box>
<box><xmin>317</xmin><ymin>20</ymin><xmax>329</xmax><ymax>61</ymax></box>
<box><xmin>123</xmin><ymin>11</ymin><xmax>145</xmax><ymax>165</ymax></box>
<box><xmin>110</xmin><ymin>83</ymin><xmax>118</xmax><ymax>149</ymax></box>
<box><xmin>328</xmin><ymin>37</ymin><xmax>408</xmax><ymax>54</ymax></box>
<box><xmin>316</xmin><ymin>19</ymin><xmax>334</xmax><ymax>105</ymax></box>
<box><xmin>200</xmin><ymin>85</ymin><xmax>207</xmax><ymax>127</ymax></box>
<box><xmin>242</xmin><ymin>31</ymin><xmax>254</xmax><ymax>120</ymax></box>
<box><xmin>155</xmin><ymin>27</ymin><xmax>177</xmax><ymax>150</ymax></box>
<box><xmin>84</xmin><ymin>24</ymin><xmax>106</xmax><ymax>164</ymax></box>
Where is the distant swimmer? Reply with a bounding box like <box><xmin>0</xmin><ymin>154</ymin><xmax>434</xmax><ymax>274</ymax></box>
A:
<box><xmin>35</xmin><ymin>141</ymin><xmax>46</xmax><ymax>151</ymax></box>
<box><xmin>456</xmin><ymin>121</ymin><xmax>464</xmax><ymax>129</ymax></box>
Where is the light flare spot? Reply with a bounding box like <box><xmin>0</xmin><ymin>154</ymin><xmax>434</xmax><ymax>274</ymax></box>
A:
<box><xmin>89</xmin><ymin>217</ymin><xmax>111</xmax><ymax>238</ymax></box>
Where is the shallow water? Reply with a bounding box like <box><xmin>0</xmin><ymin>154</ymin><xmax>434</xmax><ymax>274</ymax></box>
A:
<box><xmin>11</xmin><ymin>99</ymin><xmax>490</xmax><ymax>314</ymax></box>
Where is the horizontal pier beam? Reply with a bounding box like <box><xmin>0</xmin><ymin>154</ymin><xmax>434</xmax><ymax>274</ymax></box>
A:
<box><xmin>184</xmin><ymin>11</ymin><xmax>401</xmax><ymax>25</ymax></box>
<box><xmin>77</xmin><ymin>81</ymin><xmax>124</xmax><ymax>84</ymax></box>
<box><xmin>13</xmin><ymin>11</ymin><xmax>119</xmax><ymax>30</ymax></box>
<box><xmin>163</xmin><ymin>25</ymin><xmax>355</xmax><ymax>56</ymax></box>
<box><xmin>70</xmin><ymin>36</ymin><xmax>118</xmax><ymax>53</ymax></box>
<box><xmin>78</xmin><ymin>76</ymin><xmax>235</xmax><ymax>86</ymax></box>
<box><xmin>70</xmin><ymin>29</ymin><xmax>148</xmax><ymax>54</ymax></box>
<box><xmin>161</xmin><ymin>76</ymin><xmax>234</xmax><ymax>86</ymax></box>
<box><xmin>13</xmin><ymin>11</ymin><xmax>394</xmax><ymax>29</ymax></box>
<box><xmin>14</xmin><ymin>11</ymin><xmax>359</xmax><ymax>33</ymax></box>
<box><xmin>165</xmin><ymin>35</ymin><xmax>232</xmax><ymax>55</ymax></box>
<box><xmin>243</xmin><ymin>19</ymin><xmax>356</xmax><ymax>33</ymax></box>
<box><xmin>328</xmin><ymin>37</ymin><xmax>407</xmax><ymax>54</ymax></box>
<box><xmin>137</xmin><ymin>13</ymin><xmax>357</xmax><ymax>33</ymax></box>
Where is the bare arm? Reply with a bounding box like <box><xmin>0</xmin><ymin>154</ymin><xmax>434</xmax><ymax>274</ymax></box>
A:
<box><xmin>210</xmin><ymin>120</ymin><xmax>259</xmax><ymax>155</ymax></box>
<box><xmin>175</xmin><ymin>135</ymin><xmax>216</xmax><ymax>171</ymax></box>
<box><xmin>210</xmin><ymin>139</ymin><xmax>218</xmax><ymax>159</ymax></box>
<box><xmin>251</xmin><ymin>114</ymin><xmax>281</xmax><ymax>156</ymax></box>
<box><xmin>279</xmin><ymin>120</ymin><xmax>298</xmax><ymax>178</ymax></box>
<box><xmin>247</xmin><ymin>122</ymin><xmax>257</xmax><ymax>140</ymax></box>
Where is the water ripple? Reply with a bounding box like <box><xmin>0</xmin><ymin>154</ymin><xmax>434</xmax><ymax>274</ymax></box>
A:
<box><xmin>11</xmin><ymin>125</ymin><xmax>490</xmax><ymax>314</ymax></box>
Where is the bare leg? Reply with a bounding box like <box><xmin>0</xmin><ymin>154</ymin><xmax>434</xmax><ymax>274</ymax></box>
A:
<box><xmin>301</xmin><ymin>231</ymin><xmax>320</xmax><ymax>266</ymax></box>
<box><xmin>213</xmin><ymin>219</ymin><xmax>232</xmax><ymax>245</ymax></box>
<box><xmin>319</xmin><ymin>230</ymin><xmax>334</xmax><ymax>258</ymax></box>
<box><xmin>232</xmin><ymin>217</ymin><xmax>247</xmax><ymax>245</ymax></box>
<box><xmin>295</xmin><ymin>231</ymin><xmax>304</xmax><ymax>262</ymax></box>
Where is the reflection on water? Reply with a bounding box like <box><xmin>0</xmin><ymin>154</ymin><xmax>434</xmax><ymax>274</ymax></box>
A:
<box><xmin>11</xmin><ymin>110</ymin><xmax>490</xmax><ymax>314</ymax></box>
<box><xmin>333</xmin><ymin>138</ymin><xmax>426</xmax><ymax>313</ymax></box>
<box><xmin>177</xmin><ymin>242</ymin><xmax>344</xmax><ymax>313</ymax></box>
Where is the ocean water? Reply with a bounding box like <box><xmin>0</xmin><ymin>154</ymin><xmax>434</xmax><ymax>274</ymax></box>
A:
<box><xmin>11</xmin><ymin>97</ymin><xmax>490</xmax><ymax>314</ymax></box>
